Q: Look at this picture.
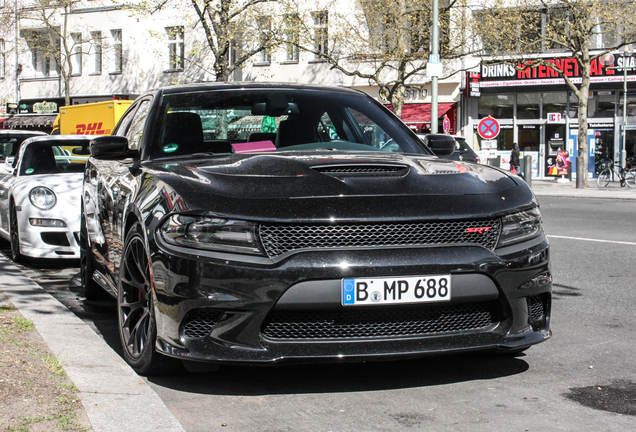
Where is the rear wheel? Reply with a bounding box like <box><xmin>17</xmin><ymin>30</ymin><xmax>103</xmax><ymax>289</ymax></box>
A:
<box><xmin>624</xmin><ymin>169</ymin><xmax>636</xmax><ymax>187</ymax></box>
<box><xmin>597</xmin><ymin>168</ymin><xmax>611</xmax><ymax>187</ymax></box>
<box><xmin>80</xmin><ymin>211</ymin><xmax>108</xmax><ymax>301</ymax></box>
<box><xmin>10</xmin><ymin>202</ymin><xmax>24</xmax><ymax>263</ymax></box>
<box><xmin>117</xmin><ymin>222</ymin><xmax>179</xmax><ymax>376</ymax></box>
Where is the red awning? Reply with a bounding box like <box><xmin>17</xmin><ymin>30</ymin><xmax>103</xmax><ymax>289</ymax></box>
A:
<box><xmin>386</xmin><ymin>102</ymin><xmax>456</xmax><ymax>124</ymax></box>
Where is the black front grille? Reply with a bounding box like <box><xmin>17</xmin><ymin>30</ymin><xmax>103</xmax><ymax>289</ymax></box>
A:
<box><xmin>259</xmin><ymin>218</ymin><xmax>501</xmax><ymax>258</ymax></box>
<box><xmin>182</xmin><ymin>309</ymin><xmax>224</xmax><ymax>339</ymax></box>
<box><xmin>261</xmin><ymin>302</ymin><xmax>499</xmax><ymax>340</ymax></box>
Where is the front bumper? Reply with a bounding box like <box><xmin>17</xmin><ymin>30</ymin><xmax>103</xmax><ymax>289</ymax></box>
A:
<box><xmin>150</xmin><ymin>235</ymin><xmax>551</xmax><ymax>364</ymax></box>
<box><xmin>17</xmin><ymin>204</ymin><xmax>80</xmax><ymax>259</ymax></box>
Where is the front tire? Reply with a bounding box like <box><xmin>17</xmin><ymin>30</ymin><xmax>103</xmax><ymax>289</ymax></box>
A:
<box><xmin>597</xmin><ymin>168</ymin><xmax>611</xmax><ymax>187</ymax></box>
<box><xmin>10</xmin><ymin>202</ymin><xmax>24</xmax><ymax>263</ymax></box>
<box><xmin>117</xmin><ymin>222</ymin><xmax>179</xmax><ymax>376</ymax></box>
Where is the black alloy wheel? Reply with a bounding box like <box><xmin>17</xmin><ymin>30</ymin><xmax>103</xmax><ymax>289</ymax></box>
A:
<box><xmin>10</xmin><ymin>202</ymin><xmax>23</xmax><ymax>263</ymax></box>
<box><xmin>117</xmin><ymin>222</ymin><xmax>179</xmax><ymax>376</ymax></box>
<box><xmin>79</xmin><ymin>211</ymin><xmax>108</xmax><ymax>301</ymax></box>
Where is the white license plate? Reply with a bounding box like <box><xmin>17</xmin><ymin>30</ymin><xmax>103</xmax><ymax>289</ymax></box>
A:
<box><xmin>342</xmin><ymin>275</ymin><xmax>451</xmax><ymax>306</ymax></box>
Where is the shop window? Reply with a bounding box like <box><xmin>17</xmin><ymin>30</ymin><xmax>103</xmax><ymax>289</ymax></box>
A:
<box><xmin>478</xmin><ymin>93</ymin><xmax>514</xmax><ymax>119</ymax></box>
<box><xmin>567</xmin><ymin>92</ymin><xmax>579</xmax><ymax>117</ymax></box>
<box><xmin>618</xmin><ymin>93</ymin><xmax>636</xmax><ymax>118</ymax></box>
<box><xmin>518</xmin><ymin>125</ymin><xmax>540</xmax><ymax>152</ymax></box>
<box><xmin>543</xmin><ymin>92</ymin><xmax>566</xmax><ymax>119</ymax></box>
<box><xmin>569</xmin><ymin>91</ymin><xmax>615</xmax><ymax>118</ymax></box>
<box><xmin>517</xmin><ymin>93</ymin><xmax>541</xmax><ymax>119</ymax></box>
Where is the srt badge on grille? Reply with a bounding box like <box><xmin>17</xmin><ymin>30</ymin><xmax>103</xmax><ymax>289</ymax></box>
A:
<box><xmin>465</xmin><ymin>227</ymin><xmax>493</xmax><ymax>234</ymax></box>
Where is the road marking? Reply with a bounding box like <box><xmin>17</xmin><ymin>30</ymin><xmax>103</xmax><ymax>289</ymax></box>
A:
<box><xmin>548</xmin><ymin>235</ymin><xmax>636</xmax><ymax>246</ymax></box>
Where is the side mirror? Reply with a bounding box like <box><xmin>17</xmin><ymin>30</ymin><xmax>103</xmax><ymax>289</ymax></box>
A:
<box><xmin>424</xmin><ymin>134</ymin><xmax>455</xmax><ymax>156</ymax></box>
<box><xmin>90</xmin><ymin>136</ymin><xmax>138</xmax><ymax>160</ymax></box>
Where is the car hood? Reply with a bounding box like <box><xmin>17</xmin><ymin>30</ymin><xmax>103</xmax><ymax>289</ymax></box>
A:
<box><xmin>14</xmin><ymin>173</ymin><xmax>83</xmax><ymax>209</ymax></box>
<box><xmin>146</xmin><ymin>153</ymin><xmax>533</xmax><ymax>221</ymax></box>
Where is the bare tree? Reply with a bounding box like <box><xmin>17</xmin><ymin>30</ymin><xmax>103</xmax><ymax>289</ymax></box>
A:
<box><xmin>19</xmin><ymin>0</ymin><xmax>82</xmax><ymax>107</ymax></box>
<box><xmin>473</xmin><ymin>0</ymin><xmax>636</xmax><ymax>187</ymax></box>
<box><xmin>284</xmin><ymin>0</ymin><xmax>474</xmax><ymax>118</ymax></box>
<box><xmin>132</xmin><ymin>0</ymin><xmax>282</xmax><ymax>82</ymax></box>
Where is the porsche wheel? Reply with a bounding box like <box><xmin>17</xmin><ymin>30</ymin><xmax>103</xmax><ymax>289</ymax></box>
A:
<box><xmin>117</xmin><ymin>222</ymin><xmax>179</xmax><ymax>376</ymax></box>
<box><xmin>80</xmin><ymin>211</ymin><xmax>108</xmax><ymax>301</ymax></box>
<box><xmin>10</xmin><ymin>202</ymin><xmax>24</xmax><ymax>263</ymax></box>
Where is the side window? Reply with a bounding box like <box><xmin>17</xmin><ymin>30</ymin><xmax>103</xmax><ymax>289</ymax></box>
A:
<box><xmin>349</xmin><ymin>108</ymin><xmax>396</xmax><ymax>151</ymax></box>
<box><xmin>316</xmin><ymin>113</ymin><xmax>339</xmax><ymax>141</ymax></box>
<box><xmin>113</xmin><ymin>104</ymin><xmax>138</xmax><ymax>137</ymax></box>
<box><xmin>125</xmin><ymin>100</ymin><xmax>151</xmax><ymax>150</ymax></box>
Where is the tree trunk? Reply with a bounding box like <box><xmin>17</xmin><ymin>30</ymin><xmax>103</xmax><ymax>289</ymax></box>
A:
<box><xmin>390</xmin><ymin>84</ymin><xmax>405</xmax><ymax>120</ymax></box>
<box><xmin>576</xmin><ymin>59</ymin><xmax>591</xmax><ymax>188</ymax></box>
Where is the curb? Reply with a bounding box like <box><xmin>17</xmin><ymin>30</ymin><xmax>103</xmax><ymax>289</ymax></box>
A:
<box><xmin>0</xmin><ymin>255</ymin><xmax>185</xmax><ymax>432</ymax></box>
<box><xmin>530</xmin><ymin>180</ymin><xmax>636</xmax><ymax>200</ymax></box>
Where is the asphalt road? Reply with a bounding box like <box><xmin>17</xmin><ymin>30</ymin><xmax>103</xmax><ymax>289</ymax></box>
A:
<box><xmin>3</xmin><ymin>195</ymin><xmax>635</xmax><ymax>431</ymax></box>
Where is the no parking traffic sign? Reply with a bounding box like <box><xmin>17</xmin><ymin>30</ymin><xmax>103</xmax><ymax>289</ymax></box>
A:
<box><xmin>478</xmin><ymin>115</ymin><xmax>500</xmax><ymax>139</ymax></box>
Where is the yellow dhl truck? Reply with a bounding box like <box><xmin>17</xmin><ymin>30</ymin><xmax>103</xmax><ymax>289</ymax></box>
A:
<box><xmin>51</xmin><ymin>100</ymin><xmax>133</xmax><ymax>135</ymax></box>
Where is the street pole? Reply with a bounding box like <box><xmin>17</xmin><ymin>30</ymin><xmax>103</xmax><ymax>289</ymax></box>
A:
<box><xmin>431</xmin><ymin>0</ymin><xmax>439</xmax><ymax>133</ymax></box>
<box><xmin>607</xmin><ymin>46</ymin><xmax>634</xmax><ymax>169</ymax></box>
<box><xmin>14</xmin><ymin>0</ymin><xmax>19</xmax><ymax>107</ymax></box>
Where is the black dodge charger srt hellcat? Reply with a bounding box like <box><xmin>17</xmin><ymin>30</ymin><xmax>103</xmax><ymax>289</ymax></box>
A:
<box><xmin>80</xmin><ymin>83</ymin><xmax>552</xmax><ymax>375</ymax></box>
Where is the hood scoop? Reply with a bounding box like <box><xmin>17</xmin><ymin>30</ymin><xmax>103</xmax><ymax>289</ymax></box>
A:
<box><xmin>312</xmin><ymin>164</ymin><xmax>409</xmax><ymax>179</ymax></box>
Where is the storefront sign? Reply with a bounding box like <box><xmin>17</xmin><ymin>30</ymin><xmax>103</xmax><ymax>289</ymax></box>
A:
<box><xmin>477</xmin><ymin>55</ymin><xmax>636</xmax><ymax>88</ymax></box>
<box><xmin>547</xmin><ymin>113</ymin><xmax>562</xmax><ymax>123</ymax></box>
<box><xmin>379</xmin><ymin>87</ymin><xmax>428</xmax><ymax>103</ymax></box>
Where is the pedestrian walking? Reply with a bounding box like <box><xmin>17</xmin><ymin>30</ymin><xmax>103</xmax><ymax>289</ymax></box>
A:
<box><xmin>510</xmin><ymin>142</ymin><xmax>520</xmax><ymax>175</ymax></box>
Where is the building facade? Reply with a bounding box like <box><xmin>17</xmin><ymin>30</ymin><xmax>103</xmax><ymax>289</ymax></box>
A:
<box><xmin>0</xmin><ymin>0</ymin><xmax>462</xmax><ymax>135</ymax></box>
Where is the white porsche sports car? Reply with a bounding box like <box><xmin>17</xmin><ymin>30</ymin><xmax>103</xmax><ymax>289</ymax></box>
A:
<box><xmin>0</xmin><ymin>135</ymin><xmax>92</xmax><ymax>261</ymax></box>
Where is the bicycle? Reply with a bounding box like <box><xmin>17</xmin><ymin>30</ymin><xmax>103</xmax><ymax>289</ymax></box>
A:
<box><xmin>596</xmin><ymin>159</ymin><xmax>636</xmax><ymax>187</ymax></box>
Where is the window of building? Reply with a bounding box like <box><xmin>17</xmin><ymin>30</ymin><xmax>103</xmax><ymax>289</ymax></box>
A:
<box><xmin>110</xmin><ymin>29</ymin><xmax>122</xmax><ymax>73</ymax></box>
<box><xmin>619</xmin><ymin>92</ymin><xmax>636</xmax><ymax>118</ymax></box>
<box><xmin>478</xmin><ymin>93</ymin><xmax>514</xmax><ymax>119</ymax></box>
<box><xmin>568</xmin><ymin>91</ymin><xmax>616</xmax><ymax>118</ymax></box>
<box><xmin>285</xmin><ymin>14</ymin><xmax>299</xmax><ymax>62</ymax></box>
<box><xmin>166</xmin><ymin>26</ymin><xmax>184</xmax><ymax>71</ymax></box>
<box><xmin>542</xmin><ymin>92</ymin><xmax>567</xmax><ymax>119</ymax></box>
<box><xmin>516</xmin><ymin>93</ymin><xmax>541</xmax><ymax>119</ymax></box>
<box><xmin>90</xmin><ymin>31</ymin><xmax>102</xmax><ymax>74</ymax></box>
<box><xmin>71</xmin><ymin>33</ymin><xmax>82</xmax><ymax>76</ymax></box>
<box><xmin>257</xmin><ymin>18</ymin><xmax>271</xmax><ymax>64</ymax></box>
<box><xmin>312</xmin><ymin>11</ymin><xmax>328</xmax><ymax>60</ymax></box>
<box><xmin>0</xmin><ymin>39</ymin><xmax>5</xmax><ymax>79</ymax></box>
<box><xmin>28</xmin><ymin>30</ymin><xmax>59</xmax><ymax>78</ymax></box>
<box><xmin>545</xmin><ymin>7</ymin><xmax>568</xmax><ymax>50</ymax></box>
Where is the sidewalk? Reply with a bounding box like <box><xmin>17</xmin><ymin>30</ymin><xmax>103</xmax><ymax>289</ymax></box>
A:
<box><xmin>529</xmin><ymin>178</ymin><xmax>636</xmax><ymax>200</ymax></box>
<box><xmin>0</xmin><ymin>255</ymin><xmax>185</xmax><ymax>432</ymax></box>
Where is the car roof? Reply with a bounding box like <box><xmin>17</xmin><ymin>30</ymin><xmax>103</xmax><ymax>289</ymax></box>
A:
<box><xmin>145</xmin><ymin>82</ymin><xmax>368</xmax><ymax>98</ymax></box>
<box><xmin>26</xmin><ymin>135</ymin><xmax>94</xmax><ymax>144</ymax></box>
<box><xmin>0</xmin><ymin>130</ymin><xmax>47</xmax><ymax>136</ymax></box>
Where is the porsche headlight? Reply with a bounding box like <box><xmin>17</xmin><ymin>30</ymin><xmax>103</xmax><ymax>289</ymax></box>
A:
<box><xmin>160</xmin><ymin>215</ymin><xmax>264</xmax><ymax>256</ymax></box>
<box><xmin>498</xmin><ymin>207</ymin><xmax>543</xmax><ymax>247</ymax></box>
<box><xmin>29</xmin><ymin>187</ymin><xmax>57</xmax><ymax>210</ymax></box>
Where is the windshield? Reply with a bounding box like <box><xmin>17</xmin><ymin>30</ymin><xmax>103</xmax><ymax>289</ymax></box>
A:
<box><xmin>150</xmin><ymin>88</ymin><xmax>430</xmax><ymax>158</ymax></box>
<box><xmin>19</xmin><ymin>142</ymin><xmax>89</xmax><ymax>176</ymax></box>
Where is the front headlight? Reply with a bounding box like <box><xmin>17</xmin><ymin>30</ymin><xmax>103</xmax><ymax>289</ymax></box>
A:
<box><xmin>160</xmin><ymin>215</ymin><xmax>264</xmax><ymax>256</ymax></box>
<box><xmin>29</xmin><ymin>186</ymin><xmax>57</xmax><ymax>210</ymax></box>
<box><xmin>498</xmin><ymin>207</ymin><xmax>543</xmax><ymax>247</ymax></box>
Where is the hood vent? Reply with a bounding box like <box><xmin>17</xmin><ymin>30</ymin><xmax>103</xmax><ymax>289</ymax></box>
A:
<box><xmin>312</xmin><ymin>164</ymin><xmax>409</xmax><ymax>178</ymax></box>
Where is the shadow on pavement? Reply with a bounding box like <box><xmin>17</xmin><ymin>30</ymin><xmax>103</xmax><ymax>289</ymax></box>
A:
<box><xmin>149</xmin><ymin>351</ymin><xmax>530</xmax><ymax>396</ymax></box>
